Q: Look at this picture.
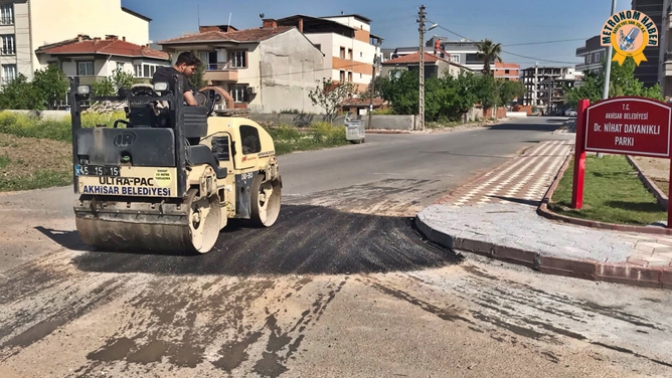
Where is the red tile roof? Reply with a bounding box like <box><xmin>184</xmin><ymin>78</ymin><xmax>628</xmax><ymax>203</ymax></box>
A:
<box><xmin>158</xmin><ymin>26</ymin><xmax>293</xmax><ymax>45</ymax></box>
<box><xmin>382</xmin><ymin>52</ymin><xmax>449</xmax><ymax>65</ymax></box>
<box><xmin>36</xmin><ymin>36</ymin><xmax>169</xmax><ymax>60</ymax></box>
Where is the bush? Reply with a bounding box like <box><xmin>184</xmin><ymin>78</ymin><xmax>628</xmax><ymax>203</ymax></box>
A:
<box><xmin>0</xmin><ymin>110</ymin><xmax>126</xmax><ymax>142</ymax></box>
<box><xmin>311</xmin><ymin>122</ymin><xmax>346</xmax><ymax>145</ymax></box>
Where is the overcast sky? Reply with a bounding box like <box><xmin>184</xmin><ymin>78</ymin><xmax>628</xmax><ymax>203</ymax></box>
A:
<box><xmin>123</xmin><ymin>0</ymin><xmax>635</xmax><ymax>69</ymax></box>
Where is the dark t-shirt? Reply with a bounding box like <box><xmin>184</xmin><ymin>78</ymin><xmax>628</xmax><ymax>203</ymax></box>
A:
<box><xmin>152</xmin><ymin>66</ymin><xmax>194</xmax><ymax>95</ymax></box>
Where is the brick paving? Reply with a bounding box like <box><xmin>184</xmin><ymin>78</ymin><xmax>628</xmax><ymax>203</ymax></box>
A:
<box><xmin>418</xmin><ymin>138</ymin><xmax>672</xmax><ymax>283</ymax></box>
<box><xmin>438</xmin><ymin>140</ymin><xmax>573</xmax><ymax>207</ymax></box>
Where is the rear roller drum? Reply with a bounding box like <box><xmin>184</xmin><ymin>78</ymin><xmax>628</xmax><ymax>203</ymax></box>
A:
<box><xmin>250</xmin><ymin>174</ymin><xmax>281</xmax><ymax>227</ymax></box>
<box><xmin>75</xmin><ymin>188</ymin><xmax>221</xmax><ymax>254</ymax></box>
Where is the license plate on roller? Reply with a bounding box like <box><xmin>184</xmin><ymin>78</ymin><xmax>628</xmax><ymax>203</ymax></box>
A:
<box><xmin>76</xmin><ymin>165</ymin><xmax>120</xmax><ymax>177</ymax></box>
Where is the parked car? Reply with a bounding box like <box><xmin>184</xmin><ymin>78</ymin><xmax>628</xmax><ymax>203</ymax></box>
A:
<box><xmin>564</xmin><ymin>108</ymin><xmax>577</xmax><ymax>117</ymax></box>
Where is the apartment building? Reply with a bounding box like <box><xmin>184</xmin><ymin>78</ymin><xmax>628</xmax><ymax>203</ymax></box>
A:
<box><xmin>273</xmin><ymin>14</ymin><xmax>384</xmax><ymax>93</ymax></box>
<box><xmin>493</xmin><ymin>62</ymin><xmax>520</xmax><ymax>81</ymax></box>
<box><xmin>631</xmin><ymin>0</ymin><xmax>666</xmax><ymax>88</ymax></box>
<box><xmin>0</xmin><ymin>0</ymin><xmax>151</xmax><ymax>84</ymax></box>
<box><xmin>35</xmin><ymin>35</ymin><xmax>170</xmax><ymax>86</ymax></box>
<box><xmin>575</xmin><ymin>35</ymin><xmax>609</xmax><ymax>74</ymax></box>
<box><xmin>521</xmin><ymin>65</ymin><xmax>583</xmax><ymax>113</ymax></box>
<box><xmin>158</xmin><ymin>23</ymin><xmax>325</xmax><ymax>113</ymax></box>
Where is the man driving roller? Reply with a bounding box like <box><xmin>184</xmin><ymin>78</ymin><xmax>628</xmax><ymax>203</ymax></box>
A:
<box><xmin>152</xmin><ymin>51</ymin><xmax>202</xmax><ymax>106</ymax></box>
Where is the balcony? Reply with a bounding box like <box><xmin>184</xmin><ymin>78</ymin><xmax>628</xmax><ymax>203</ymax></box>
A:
<box><xmin>203</xmin><ymin>62</ymin><xmax>239</xmax><ymax>83</ymax></box>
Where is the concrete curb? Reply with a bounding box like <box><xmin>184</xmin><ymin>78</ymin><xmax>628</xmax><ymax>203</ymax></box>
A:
<box><xmin>536</xmin><ymin>153</ymin><xmax>672</xmax><ymax>235</ymax></box>
<box><xmin>626</xmin><ymin>155</ymin><xmax>668</xmax><ymax>210</ymax></box>
<box><xmin>414</xmin><ymin>213</ymin><xmax>672</xmax><ymax>289</ymax></box>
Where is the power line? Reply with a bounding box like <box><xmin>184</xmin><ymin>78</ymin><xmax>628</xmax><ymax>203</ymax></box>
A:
<box><xmin>503</xmin><ymin>38</ymin><xmax>589</xmax><ymax>47</ymax></box>
<box><xmin>424</xmin><ymin>19</ymin><xmax>580</xmax><ymax>65</ymax></box>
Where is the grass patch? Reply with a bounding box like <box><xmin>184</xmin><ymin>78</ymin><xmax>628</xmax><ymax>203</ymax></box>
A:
<box><xmin>0</xmin><ymin>133</ymin><xmax>72</xmax><ymax>192</ymax></box>
<box><xmin>0</xmin><ymin>111</ymin><xmax>126</xmax><ymax>142</ymax></box>
<box><xmin>549</xmin><ymin>154</ymin><xmax>667</xmax><ymax>225</ymax></box>
<box><xmin>265</xmin><ymin>122</ymin><xmax>349</xmax><ymax>155</ymax></box>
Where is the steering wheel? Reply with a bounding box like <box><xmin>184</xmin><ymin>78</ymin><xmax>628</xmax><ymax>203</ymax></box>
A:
<box><xmin>199</xmin><ymin>88</ymin><xmax>221</xmax><ymax>116</ymax></box>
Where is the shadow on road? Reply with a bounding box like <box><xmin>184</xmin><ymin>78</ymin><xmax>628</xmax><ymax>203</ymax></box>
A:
<box><xmin>488</xmin><ymin>196</ymin><xmax>541</xmax><ymax>207</ymax></box>
<box><xmin>35</xmin><ymin>226</ymin><xmax>89</xmax><ymax>252</ymax></box>
<box><xmin>486</xmin><ymin>122</ymin><xmax>562</xmax><ymax>132</ymax></box>
<box><xmin>68</xmin><ymin>204</ymin><xmax>460</xmax><ymax>277</ymax></box>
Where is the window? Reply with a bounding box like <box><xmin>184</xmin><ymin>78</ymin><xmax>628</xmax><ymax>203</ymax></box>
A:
<box><xmin>360</xmin><ymin>51</ymin><xmax>363</xmax><ymax>58</ymax></box>
<box><xmin>231</xmin><ymin>85</ymin><xmax>247</xmax><ymax>103</ymax></box>
<box><xmin>505</xmin><ymin>69</ymin><xmax>510</xmax><ymax>74</ymax></box>
<box><xmin>0</xmin><ymin>4</ymin><xmax>13</xmax><ymax>25</ymax></box>
<box><xmin>116</xmin><ymin>62</ymin><xmax>125</xmax><ymax>72</ymax></box>
<box><xmin>240</xmin><ymin>125</ymin><xmax>261</xmax><ymax>154</ymax></box>
<box><xmin>77</xmin><ymin>61</ymin><xmax>94</xmax><ymax>76</ymax></box>
<box><xmin>0</xmin><ymin>35</ymin><xmax>15</xmax><ymax>55</ymax></box>
<box><xmin>348</xmin><ymin>48</ymin><xmax>353</xmax><ymax>60</ymax></box>
<box><xmin>594</xmin><ymin>52</ymin><xmax>600</xmax><ymax>62</ymax></box>
<box><xmin>135</xmin><ymin>63</ymin><xmax>160</xmax><ymax>78</ymax></box>
<box><xmin>230</xmin><ymin>50</ymin><xmax>246</xmax><ymax>68</ymax></box>
<box><xmin>340</xmin><ymin>47</ymin><xmax>346</xmax><ymax>59</ymax></box>
<box><xmin>348</xmin><ymin>72</ymin><xmax>352</xmax><ymax>82</ymax></box>
<box><xmin>340</xmin><ymin>70</ymin><xmax>345</xmax><ymax>82</ymax></box>
<box><xmin>2</xmin><ymin>64</ymin><xmax>16</xmax><ymax>83</ymax></box>
<box><xmin>450</xmin><ymin>55</ymin><xmax>460</xmax><ymax>63</ymax></box>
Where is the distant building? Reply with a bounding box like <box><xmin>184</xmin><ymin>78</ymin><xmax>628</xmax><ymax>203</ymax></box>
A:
<box><xmin>273</xmin><ymin>14</ymin><xmax>384</xmax><ymax>93</ymax></box>
<box><xmin>521</xmin><ymin>65</ymin><xmax>583</xmax><ymax>114</ymax></box>
<box><xmin>380</xmin><ymin>51</ymin><xmax>471</xmax><ymax>79</ymax></box>
<box><xmin>575</xmin><ymin>36</ymin><xmax>609</xmax><ymax>74</ymax></box>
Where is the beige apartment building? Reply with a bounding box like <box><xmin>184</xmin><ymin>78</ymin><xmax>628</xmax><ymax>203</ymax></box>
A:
<box><xmin>158</xmin><ymin>23</ymin><xmax>325</xmax><ymax>113</ymax></box>
<box><xmin>0</xmin><ymin>0</ymin><xmax>150</xmax><ymax>83</ymax></box>
<box><xmin>273</xmin><ymin>14</ymin><xmax>383</xmax><ymax>93</ymax></box>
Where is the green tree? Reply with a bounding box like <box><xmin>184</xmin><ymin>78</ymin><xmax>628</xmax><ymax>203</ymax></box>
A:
<box><xmin>189</xmin><ymin>61</ymin><xmax>207</xmax><ymax>89</ymax></box>
<box><xmin>565</xmin><ymin>55</ymin><xmax>664</xmax><ymax>106</ymax></box>
<box><xmin>0</xmin><ymin>74</ymin><xmax>44</xmax><ymax>110</ymax></box>
<box><xmin>32</xmin><ymin>65</ymin><xmax>69</xmax><ymax>109</ymax></box>
<box><xmin>308</xmin><ymin>78</ymin><xmax>356</xmax><ymax>124</ymax></box>
<box><xmin>475</xmin><ymin>39</ymin><xmax>503</xmax><ymax>76</ymax></box>
<box><xmin>92</xmin><ymin>67</ymin><xmax>140</xmax><ymax>96</ymax></box>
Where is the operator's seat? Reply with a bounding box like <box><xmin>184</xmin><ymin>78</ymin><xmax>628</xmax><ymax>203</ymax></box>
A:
<box><xmin>125</xmin><ymin>84</ymin><xmax>169</xmax><ymax>129</ymax></box>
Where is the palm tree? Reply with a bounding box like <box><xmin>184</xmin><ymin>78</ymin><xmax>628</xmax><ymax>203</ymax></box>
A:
<box><xmin>476</xmin><ymin>39</ymin><xmax>503</xmax><ymax>76</ymax></box>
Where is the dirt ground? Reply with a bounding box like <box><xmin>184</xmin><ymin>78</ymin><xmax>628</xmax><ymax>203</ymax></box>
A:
<box><xmin>631</xmin><ymin>156</ymin><xmax>670</xmax><ymax>194</ymax></box>
<box><xmin>0</xmin><ymin>133</ymin><xmax>72</xmax><ymax>192</ymax></box>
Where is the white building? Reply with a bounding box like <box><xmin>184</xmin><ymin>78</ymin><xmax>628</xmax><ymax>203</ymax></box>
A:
<box><xmin>0</xmin><ymin>0</ymin><xmax>151</xmax><ymax>83</ymax></box>
<box><xmin>273</xmin><ymin>14</ymin><xmax>384</xmax><ymax>94</ymax></box>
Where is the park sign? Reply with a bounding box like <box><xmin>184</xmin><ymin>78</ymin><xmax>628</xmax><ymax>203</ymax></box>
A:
<box><xmin>572</xmin><ymin>97</ymin><xmax>672</xmax><ymax>229</ymax></box>
<box><xmin>585</xmin><ymin>97</ymin><xmax>671</xmax><ymax>158</ymax></box>
<box><xmin>600</xmin><ymin>10</ymin><xmax>658</xmax><ymax>66</ymax></box>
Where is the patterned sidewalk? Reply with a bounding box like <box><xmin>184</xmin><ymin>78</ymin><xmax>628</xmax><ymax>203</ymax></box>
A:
<box><xmin>424</xmin><ymin>138</ymin><xmax>672</xmax><ymax>274</ymax></box>
<box><xmin>438</xmin><ymin>140</ymin><xmax>573</xmax><ymax>207</ymax></box>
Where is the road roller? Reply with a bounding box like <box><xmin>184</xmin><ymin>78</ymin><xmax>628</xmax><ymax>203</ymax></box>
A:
<box><xmin>69</xmin><ymin>75</ymin><xmax>282</xmax><ymax>254</ymax></box>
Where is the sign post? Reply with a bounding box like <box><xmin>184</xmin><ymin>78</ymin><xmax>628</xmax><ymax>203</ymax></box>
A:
<box><xmin>572</xmin><ymin>96</ymin><xmax>672</xmax><ymax>228</ymax></box>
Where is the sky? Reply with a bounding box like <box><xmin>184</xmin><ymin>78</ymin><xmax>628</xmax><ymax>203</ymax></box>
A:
<box><xmin>121</xmin><ymin>0</ymin><xmax>633</xmax><ymax>69</ymax></box>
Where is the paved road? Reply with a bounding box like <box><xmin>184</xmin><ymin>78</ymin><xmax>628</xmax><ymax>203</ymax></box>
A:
<box><xmin>2</xmin><ymin>117</ymin><xmax>672</xmax><ymax>377</ymax></box>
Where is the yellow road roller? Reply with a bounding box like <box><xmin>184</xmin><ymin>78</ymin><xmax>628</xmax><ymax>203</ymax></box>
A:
<box><xmin>70</xmin><ymin>76</ymin><xmax>282</xmax><ymax>254</ymax></box>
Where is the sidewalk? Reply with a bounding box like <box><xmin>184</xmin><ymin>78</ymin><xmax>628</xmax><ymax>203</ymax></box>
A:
<box><xmin>415</xmin><ymin>139</ymin><xmax>672</xmax><ymax>289</ymax></box>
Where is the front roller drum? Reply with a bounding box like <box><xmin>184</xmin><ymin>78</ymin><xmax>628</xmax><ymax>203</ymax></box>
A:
<box><xmin>76</xmin><ymin>189</ymin><xmax>222</xmax><ymax>254</ymax></box>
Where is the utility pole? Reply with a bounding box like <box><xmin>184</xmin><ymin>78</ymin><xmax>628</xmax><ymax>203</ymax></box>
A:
<box><xmin>367</xmin><ymin>54</ymin><xmax>379</xmax><ymax>130</ymax></box>
<box><xmin>417</xmin><ymin>5</ymin><xmax>426</xmax><ymax>131</ymax></box>
<box><xmin>598</xmin><ymin>0</ymin><xmax>617</xmax><ymax>158</ymax></box>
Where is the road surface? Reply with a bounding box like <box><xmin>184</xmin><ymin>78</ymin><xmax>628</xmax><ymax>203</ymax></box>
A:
<box><xmin>2</xmin><ymin>117</ymin><xmax>672</xmax><ymax>377</ymax></box>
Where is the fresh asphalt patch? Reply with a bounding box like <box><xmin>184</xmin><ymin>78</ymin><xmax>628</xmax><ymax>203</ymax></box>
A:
<box><xmin>66</xmin><ymin>204</ymin><xmax>460</xmax><ymax>276</ymax></box>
